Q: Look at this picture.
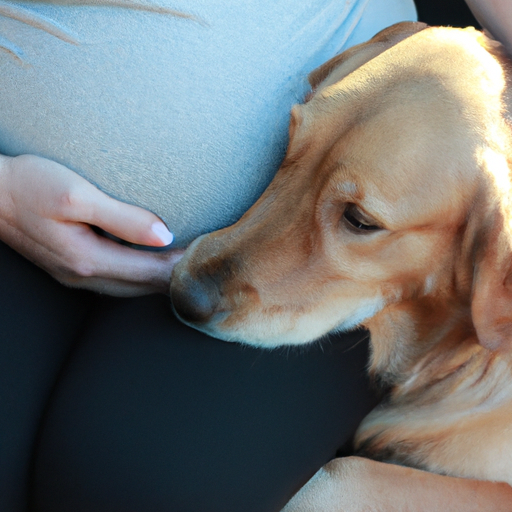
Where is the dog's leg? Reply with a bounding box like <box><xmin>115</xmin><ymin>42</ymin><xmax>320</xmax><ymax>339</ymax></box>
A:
<box><xmin>281</xmin><ymin>457</ymin><xmax>512</xmax><ymax>512</ymax></box>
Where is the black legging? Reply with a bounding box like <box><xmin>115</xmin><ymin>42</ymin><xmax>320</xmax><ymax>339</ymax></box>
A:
<box><xmin>0</xmin><ymin>241</ymin><xmax>378</xmax><ymax>512</ymax></box>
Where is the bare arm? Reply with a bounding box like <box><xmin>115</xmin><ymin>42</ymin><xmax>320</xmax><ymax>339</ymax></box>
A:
<box><xmin>0</xmin><ymin>154</ymin><xmax>184</xmax><ymax>296</ymax></box>
<box><xmin>465</xmin><ymin>0</ymin><xmax>512</xmax><ymax>54</ymax></box>
<box><xmin>281</xmin><ymin>457</ymin><xmax>512</xmax><ymax>512</ymax></box>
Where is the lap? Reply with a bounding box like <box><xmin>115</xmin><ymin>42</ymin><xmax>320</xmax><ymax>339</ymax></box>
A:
<box><xmin>0</xmin><ymin>242</ymin><xmax>94</xmax><ymax>512</ymax></box>
<box><xmin>0</xmin><ymin>224</ymin><xmax>378</xmax><ymax>512</ymax></box>
<box><xmin>31</xmin><ymin>294</ymin><xmax>378</xmax><ymax>512</ymax></box>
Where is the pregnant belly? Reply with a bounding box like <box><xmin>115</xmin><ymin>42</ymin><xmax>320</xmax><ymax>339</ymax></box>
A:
<box><xmin>0</xmin><ymin>2</ymin><xmax>307</xmax><ymax>247</ymax></box>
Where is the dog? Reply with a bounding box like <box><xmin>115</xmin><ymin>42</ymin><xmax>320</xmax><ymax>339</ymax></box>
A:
<box><xmin>171</xmin><ymin>22</ymin><xmax>512</xmax><ymax>510</ymax></box>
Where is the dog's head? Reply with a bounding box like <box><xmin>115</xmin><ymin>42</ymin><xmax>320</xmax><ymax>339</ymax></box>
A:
<box><xmin>171</xmin><ymin>23</ymin><xmax>512</xmax><ymax>364</ymax></box>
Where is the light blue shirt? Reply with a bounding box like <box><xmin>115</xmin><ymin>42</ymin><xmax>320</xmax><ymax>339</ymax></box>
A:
<box><xmin>0</xmin><ymin>0</ymin><xmax>416</xmax><ymax>246</ymax></box>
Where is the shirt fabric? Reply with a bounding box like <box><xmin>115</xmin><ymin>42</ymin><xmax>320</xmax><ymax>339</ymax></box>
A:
<box><xmin>0</xmin><ymin>0</ymin><xmax>417</xmax><ymax>246</ymax></box>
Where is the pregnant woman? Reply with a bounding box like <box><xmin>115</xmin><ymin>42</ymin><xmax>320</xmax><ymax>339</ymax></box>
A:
<box><xmin>0</xmin><ymin>1</ymin><xmax>419</xmax><ymax>511</ymax></box>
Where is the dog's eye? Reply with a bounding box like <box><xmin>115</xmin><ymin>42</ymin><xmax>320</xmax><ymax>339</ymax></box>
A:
<box><xmin>343</xmin><ymin>204</ymin><xmax>382</xmax><ymax>232</ymax></box>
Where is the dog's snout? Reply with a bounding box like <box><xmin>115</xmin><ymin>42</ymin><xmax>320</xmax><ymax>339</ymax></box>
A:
<box><xmin>171</xmin><ymin>272</ymin><xmax>221</xmax><ymax>325</ymax></box>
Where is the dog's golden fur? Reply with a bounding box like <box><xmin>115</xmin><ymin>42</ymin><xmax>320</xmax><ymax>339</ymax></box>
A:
<box><xmin>171</xmin><ymin>22</ymin><xmax>512</xmax><ymax>510</ymax></box>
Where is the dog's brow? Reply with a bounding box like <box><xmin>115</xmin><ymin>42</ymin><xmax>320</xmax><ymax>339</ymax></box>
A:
<box><xmin>280</xmin><ymin>142</ymin><xmax>311</xmax><ymax>170</ymax></box>
<box><xmin>337</xmin><ymin>181</ymin><xmax>358</xmax><ymax>196</ymax></box>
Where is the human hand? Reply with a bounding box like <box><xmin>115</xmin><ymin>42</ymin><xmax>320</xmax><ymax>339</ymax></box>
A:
<box><xmin>0</xmin><ymin>154</ymin><xmax>184</xmax><ymax>296</ymax></box>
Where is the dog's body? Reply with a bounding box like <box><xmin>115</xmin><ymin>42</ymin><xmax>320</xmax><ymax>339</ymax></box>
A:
<box><xmin>171</xmin><ymin>23</ymin><xmax>512</xmax><ymax>510</ymax></box>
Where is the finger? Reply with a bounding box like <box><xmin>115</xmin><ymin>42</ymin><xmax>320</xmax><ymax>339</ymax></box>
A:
<box><xmin>61</xmin><ymin>227</ymin><xmax>185</xmax><ymax>295</ymax></box>
<box><xmin>67</xmin><ymin>180</ymin><xmax>174</xmax><ymax>247</ymax></box>
<box><xmin>65</xmin><ymin>275</ymin><xmax>171</xmax><ymax>297</ymax></box>
<box><xmin>0</xmin><ymin>219</ymin><xmax>182</xmax><ymax>296</ymax></box>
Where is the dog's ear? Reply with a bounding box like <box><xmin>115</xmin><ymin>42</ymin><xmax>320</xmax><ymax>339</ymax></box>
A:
<box><xmin>308</xmin><ymin>21</ymin><xmax>428</xmax><ymax>91</ymax></box>
<box><xmin>471</xmin><ymin>206</ymin><xmax>512</xmax><ymax>352</ymax></box>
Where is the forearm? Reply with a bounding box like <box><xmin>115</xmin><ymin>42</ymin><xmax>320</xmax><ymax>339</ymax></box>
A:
<box><xmin>350</xmin><ymin>458</ymin><xmax>512</xmax><ymax>512</ymax></box>
<box><xmin>465</xmin><ymin>0</ymin><xmax>512</xmax><ymax>54</ymax></box>
<box><xmin>282</xmin><ymin>457</ymin><xmax>512</xmax><ymax>512</ymax></box>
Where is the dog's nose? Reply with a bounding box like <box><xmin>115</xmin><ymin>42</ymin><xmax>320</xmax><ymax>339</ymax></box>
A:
<box><xmin>171</xmin><ymin>273</ymin><xmax>220</xmax><ymax>325</ymax></box>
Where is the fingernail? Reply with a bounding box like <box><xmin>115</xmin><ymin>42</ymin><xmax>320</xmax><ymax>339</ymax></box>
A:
<box><xmin>151</xmin><ymin>222</ymin><xmax>174</xmax><ymax>245</ymax></box>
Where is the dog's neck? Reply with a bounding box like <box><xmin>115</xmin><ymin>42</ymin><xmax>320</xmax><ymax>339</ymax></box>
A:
<box><xmin>365</xmin><ymin>295</ymin><xmax>476</xmax><ymax>387</ymax></box>
<box><xmin>364</xmin><ymin>288</ymin><xmax>512</xmax><ymax>411</ymax></box>
<box><xmin>357</xmin><ymin>297</ymin><xmax>512</xmax><ymax>477</ymax></box>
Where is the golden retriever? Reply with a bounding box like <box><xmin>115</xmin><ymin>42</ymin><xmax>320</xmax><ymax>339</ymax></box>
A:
<box><xmin>171</xmin><ymin>22</ymin><xmax>512</xmax><ymax>510</ymax></box>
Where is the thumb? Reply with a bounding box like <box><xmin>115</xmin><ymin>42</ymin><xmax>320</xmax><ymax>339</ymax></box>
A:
<box><xmin>74</xmin><ymin>183</ymin><xmax>174</xmax><ymax>248</ymax></box>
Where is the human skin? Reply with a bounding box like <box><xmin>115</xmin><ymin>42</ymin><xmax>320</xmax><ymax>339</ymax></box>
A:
<box><xmin>0</xmin><ymin>154</ymin><xmax>184</xmax><ymax>296</ymax></box>
<box><xmin>465</xmin><ymin>0</ymin><xmax>512</xmax><ymax>55</ymax></box>
<box><xmin>0</xmin><ymin>0</ymin><xmax>508</xmax><ymax>297</ymax></box>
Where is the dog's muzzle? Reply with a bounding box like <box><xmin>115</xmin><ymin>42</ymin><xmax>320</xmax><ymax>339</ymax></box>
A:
<box><xmin>171</xmin><ymin>270</ymin><xmax>223</xmax><ymax>325</ymax></box>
